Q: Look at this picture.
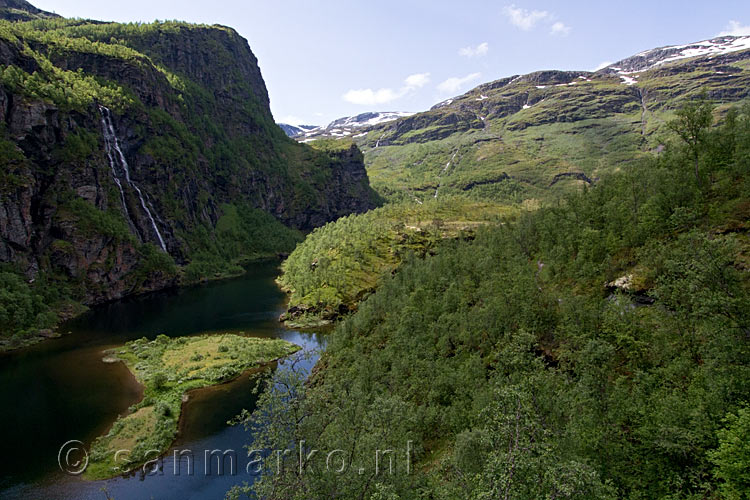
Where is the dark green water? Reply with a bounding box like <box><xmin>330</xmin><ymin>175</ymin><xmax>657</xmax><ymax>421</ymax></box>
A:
<box><xmin>0</xmin><ymin>262</ymin><xmax>325</xmax><ymax>499</ymax></box>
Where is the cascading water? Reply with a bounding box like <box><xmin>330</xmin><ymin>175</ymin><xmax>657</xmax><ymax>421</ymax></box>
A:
<box><xmin>100</xmin><ymin>111</ymin><xmax>131</xmax><ymax>223</ymax></box>
<box><xmin>99</xmin><ymin>105</ymin><xmax>168</xmax><ymax>252</ymax></box>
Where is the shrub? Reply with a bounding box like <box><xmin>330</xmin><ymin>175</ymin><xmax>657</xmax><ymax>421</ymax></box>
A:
<box><xmin>152</xmin><ymin>372</ymin><xmax>168</xmax><ymax>390</ymax></box>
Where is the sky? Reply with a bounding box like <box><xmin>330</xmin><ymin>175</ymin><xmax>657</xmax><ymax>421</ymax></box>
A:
<box><xmin>30</xmin><ymin>0</ymin><xmax>750</xmax><ymax>126</ymax></box>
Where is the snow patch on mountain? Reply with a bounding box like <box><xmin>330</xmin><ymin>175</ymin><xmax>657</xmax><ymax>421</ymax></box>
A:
<box><xmin>278</xmin><ymin>123</ymin><xmax>319</xmax><ymax>137</ymax></box>
<box><xmin>432</xmin><ymin>98</ymin><xmax>454</xmax><ymax>109</ymax></box>
<box><xmin>604</xmin><ymin>35</ymin><xmax>750</xmax><ymax>74</ymax></box>
<box><xmin>291</xmin><ymin>112</ymin><xmax>415</xmax><ymax>141</ymax></box>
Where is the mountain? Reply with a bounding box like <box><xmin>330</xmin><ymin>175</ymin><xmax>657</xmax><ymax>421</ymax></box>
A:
<box><xmin>277</xmin><ymin>123</ymin><xmax>317</xmax><ymax>137</ymax></box>
<box><xmin>321</xmin><ymin>35</ymin><xmax>750</xmax><ymax>202</ymax></box>
<box><xmin>295</xmin><ymin>111</ymin><xmax>415</xmax><ymax>141</ymax></box>
<box><xmin>0</xmin><ymin>4</ymin><xmax>377</xmax><ymax>340</ymax></box>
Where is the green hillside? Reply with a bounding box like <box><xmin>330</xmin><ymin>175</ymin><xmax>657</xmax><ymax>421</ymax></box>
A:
<box><xmin>237</xmin><ymin>98</ymin><xmax>750</xmax><ymax>500</ymax></box>
<box><xmin>352</xmin><ymin>52</ymin><xmax>750</xmax><ymax>204</ymax></box>
<box><xmin>0</xmin><ymin>13</ymin><xmax>376</xmax><ymax>347</ymax></box>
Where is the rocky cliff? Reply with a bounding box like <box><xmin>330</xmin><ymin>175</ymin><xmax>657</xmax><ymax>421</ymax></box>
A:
<box><xmin>0</xmin><ymin>7</ymin><xmax>377</xmax><ymax>318</ymax></box>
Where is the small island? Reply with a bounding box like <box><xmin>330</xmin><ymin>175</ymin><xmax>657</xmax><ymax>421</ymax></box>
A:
<box><xmin>84</xmin><ymin>334</ymin><xmax>300</xmax><ymax>480</ymax></box>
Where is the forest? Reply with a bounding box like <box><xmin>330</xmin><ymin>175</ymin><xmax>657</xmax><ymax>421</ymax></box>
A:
<box><xmin>233</xmin><ymin>98</ymin><xmax>750</xmax><ymax>499</ymax></box>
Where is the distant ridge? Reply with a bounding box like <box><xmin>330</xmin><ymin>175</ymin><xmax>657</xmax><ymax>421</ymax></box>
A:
<box><xmin>278</xmin><ymin>123</ymin><xmax>318</xmax><ymax>137</ymax></box>
<box><xmin>603</xmin><ymin>35</ymin><xmax>750</xmax><ymax>73</ymax></box>
<box><xmin>307</xmin><ymin>34</ymin><xmax>750</xmax><ymax>202</ymax></box>
<box><xmin>293</xmin><ymin>111</ymin><xmax>415</xmax><ymax>141</ymax></box>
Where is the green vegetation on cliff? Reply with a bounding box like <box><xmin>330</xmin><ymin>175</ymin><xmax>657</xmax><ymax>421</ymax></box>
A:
<box><xmin>0</xmin><ymin>12</ymin><xmax>376</xmax><ymax>343</ymax></box>
<box><xmin>182</xmin><ymin>203</ymin><xmax>303</xmax><ymax>283</ymax></box>
<box><xmin>85</xmin><ymin>333</ymin><xmax>300</xmax><ymax>480</ymax></box>
<box><xmin>277</xmin><ymin>199</ymin><xmax>512</xmax><ymax>327</ymax></box>
<box><xmin>235</xmin><ymin>100</ymin><xmax>750</xmax><ymax>499</ymax></box>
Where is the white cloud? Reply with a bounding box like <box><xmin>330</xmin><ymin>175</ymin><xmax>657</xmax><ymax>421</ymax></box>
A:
<box><xmin>404</xmin><ymin>72</ymin><xmax>431</xmax><ymax>89</ymax></box>
<box><xmin>593</xmin><ymin>61</ymin><xmax>613</xmax><ymax>71</ymax></box>
<box><xmin>503</xmin><ymin>4</ymin><xmax>572</xmax><ymax>36</ymax></box>
<box><xmin>343</xmin><ymin>73</ymin><xmax>431</xmax><ymax>106</ymax></box>
<box><xmin>503</xmin><ymin>4</ymin><xmax>549</xmax><ymax>31</ymax></box>
<box><xmin>279</xmin><ymin>115</ymin><xmax>305</xmax><ymax>125</ymax></box>
<box><xmin>459</xmin><ymin>42</ymin><xmax>489</xmax><ymax>58</ymax></box>
<box><xmin>717</xmin><ymin>20</ymin><xmax>750</xmax><ymax>36</ymax></box>
<box><xmin>343</xmin><ymin>88</ymin><xmax>403</xmax><ymax>106</ymax></box>
<box><xmin>550</xmin><ymin>21</ymin><xmax>571</xmax><ymax>36</ymax></box>
<box><xmin>437</xmin><ymin>72</ymin><xmax>482</xmax><ymax>94</ymax></box>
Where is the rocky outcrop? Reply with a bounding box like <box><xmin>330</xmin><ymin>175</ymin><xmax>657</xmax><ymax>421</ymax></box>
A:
<box><xmin>460</xmin><ymin>173</ymin><xmax>511</xmax><ymax>191</ymax></box>
<box><xmin>281</xmin><ymin>143</ymin><xmax>376</xmax><ymax>229</ymax></box>
<box><xmin>0</xmin><ymin>0</ymin><xmax>59</xmax><ymax>21</ymax></box>
<box><xmin>371</xmin><ymin>109</ymin><xmax>484</xmax><ymax>146</ymax></box>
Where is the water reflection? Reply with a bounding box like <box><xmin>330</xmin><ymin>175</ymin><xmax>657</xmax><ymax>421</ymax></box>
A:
<box><xmin>0</xmin><ymin>262</ymin><xmax>325</xmax><ymax>499</ymax></box>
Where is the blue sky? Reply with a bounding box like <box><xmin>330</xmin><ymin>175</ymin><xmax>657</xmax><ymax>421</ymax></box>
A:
<box><xmin>31</xmin><ymin>1</ymin><xmax>750</xmax><ymax>126</ymax></box>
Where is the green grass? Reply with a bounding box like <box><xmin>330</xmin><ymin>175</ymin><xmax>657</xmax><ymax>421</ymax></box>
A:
<box><xmin>84</xmin><ymin>333</ymin><xmax>300</xmax><ymax>480</ymax></box>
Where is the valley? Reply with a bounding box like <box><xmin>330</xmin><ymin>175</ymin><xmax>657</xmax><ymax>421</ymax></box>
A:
<box><xmin>1</xmin><ymin>1</ymin><xmax>749</xmax><ymax>499</ymax></box>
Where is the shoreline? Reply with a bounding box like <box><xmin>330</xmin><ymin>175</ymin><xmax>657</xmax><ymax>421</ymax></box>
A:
<box><xmin>82</xmin><ymin>334</ymin><xmax>300</xmax><ymax>481</ymax></box>
<box><xmin>88</xmin><ymin>354</ymin><xmax>285</xmax><ymax>481</ymax></box>
<box><xmin>0</xmin><ymin>255</ymin><xmax>284</xmax><ymax>355</ymax></box>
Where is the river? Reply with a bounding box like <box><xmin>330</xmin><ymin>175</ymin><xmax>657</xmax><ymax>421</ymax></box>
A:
<box><xmin>0</xmin><ymin>261</ymin><xmax>325</xmax><ymax>499</ymax></box>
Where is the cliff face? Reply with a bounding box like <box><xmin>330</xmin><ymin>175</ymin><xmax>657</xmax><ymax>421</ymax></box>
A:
<box><xmin>0</xmin><ymin>15</ymin><xmax>377</xmax><ymax>307</ymax></box>
<box><xmin>0</xmin><ymin>87</ymin><xmax>174</xmax><ymax>304</ymax></box>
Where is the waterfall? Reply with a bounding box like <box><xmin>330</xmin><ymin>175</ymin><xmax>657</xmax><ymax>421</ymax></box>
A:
<box><xmin>99</xmin><ymin>105</ymin><xmax>168</xmax><ymax>252</ymax></box>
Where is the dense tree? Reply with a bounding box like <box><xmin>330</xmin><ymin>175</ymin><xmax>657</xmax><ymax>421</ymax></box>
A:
<box><xmin>668</xmin><ymin>93</ymin><xmax>715</xmax><ymax>186</ymax></box>
<box><xmin>236</xmin><ymin>100</ymin><xmax>750</xmax><ymax>499</ymax></box>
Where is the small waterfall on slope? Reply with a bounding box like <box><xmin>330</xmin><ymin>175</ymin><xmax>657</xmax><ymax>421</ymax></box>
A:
<box><xmin>99</xmin><ymin>105</ymin><xmax>168</xmax><ymax>252</ymax></box>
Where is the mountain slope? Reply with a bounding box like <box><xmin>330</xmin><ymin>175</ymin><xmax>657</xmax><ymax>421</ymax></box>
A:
<box><xmin>337</xmin><ymin>36</ymin><xmax>750</xmax><ymax>203</ymax></box>
<box><xmin>0</xmin><ymin>7</ymin><xmax>377</xmax><ymax>343</ymax></box>
<box><xmin>604</xmin><ymin>35</ymin><xmax>750</xmax><ymax>73</ymax></box>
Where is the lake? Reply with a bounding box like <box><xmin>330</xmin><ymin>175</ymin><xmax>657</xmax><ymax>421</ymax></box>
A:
<box><xmin>0</xmin><ymin>261</ymin><xmax>324</xmax><ymax>499</ymax></box>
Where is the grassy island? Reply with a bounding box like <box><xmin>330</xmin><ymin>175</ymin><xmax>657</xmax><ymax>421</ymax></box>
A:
<box><xmin>84</xmin><ymin>334</ymin><xmax>300</xmax><ymax>480</ymax></box>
